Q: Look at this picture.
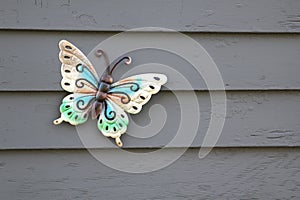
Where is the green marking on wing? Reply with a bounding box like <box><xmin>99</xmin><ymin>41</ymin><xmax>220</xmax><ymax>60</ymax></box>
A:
<box><xmin>58</xmin><ymin>94</ymin><xmax>95</xmax><ymax>125</ymax></box>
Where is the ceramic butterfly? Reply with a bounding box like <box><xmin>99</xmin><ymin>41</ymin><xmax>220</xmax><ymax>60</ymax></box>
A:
<box><xmin>53</xmin><ymin>40</ymin><xmax>167</xmax><ymax>147</ymax></box>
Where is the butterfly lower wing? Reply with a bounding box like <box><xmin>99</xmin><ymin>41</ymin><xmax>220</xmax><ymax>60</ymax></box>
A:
<box><xmin>59</xmin><ymin>40</ymin><xmax>99</xmax><ymax>93</ymax></box>
<box><xmin>108</xmin><ymin>73</ymin><xmax>167</xmax><ymax>114</ymax></box>
<box><xmin>97</xmin><ymin>98</ymin><xmax>129</xmax><ymax>147</ymax></box>
<box><xmin>54</xmin><ymin>93</ymin><xmax>95</xmax><ymax>125</ymax></box>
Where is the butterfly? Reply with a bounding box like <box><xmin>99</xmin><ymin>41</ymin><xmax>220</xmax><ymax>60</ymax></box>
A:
<box><xmin>53</xmin><ymin>40</ymin><xmax>167</xmax><ymax>147</ymax></box>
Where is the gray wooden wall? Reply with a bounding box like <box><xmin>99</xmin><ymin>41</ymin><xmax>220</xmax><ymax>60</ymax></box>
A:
<box><xmin>0</xmin><ymin>0</ymin><xmax>300</xmax><ymax>199</ymax></box>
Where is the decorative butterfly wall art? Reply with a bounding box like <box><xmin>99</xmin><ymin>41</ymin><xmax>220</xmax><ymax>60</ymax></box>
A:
<box><xmin>53</xmin><ymin>40</ymin><xmax>167</xmax><ymax>147</ymax></box>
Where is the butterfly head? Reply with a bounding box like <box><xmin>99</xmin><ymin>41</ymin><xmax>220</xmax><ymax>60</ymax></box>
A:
<box><xmin>100</xmin><ymin>74</ymin><xmax>113</xmax><ymax>84</ymax></box>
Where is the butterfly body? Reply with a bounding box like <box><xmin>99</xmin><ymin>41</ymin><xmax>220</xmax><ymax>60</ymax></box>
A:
<box><xmin>54</xmin><ymin>40</ymin><xmax>167</xmax><ymax>147</ymax></box>
<box><xmin>96</xmin><ymin>82</ymin><xmax>110</xmax><ymax>101</ymax></box>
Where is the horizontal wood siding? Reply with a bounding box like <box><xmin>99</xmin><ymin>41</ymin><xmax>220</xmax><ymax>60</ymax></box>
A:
<box><xmin>0</xmin><ymin>148</ymin><xmax>299</xmax><ymax>199</ymax></box>
<box><xmin>0</xmin><ymin>91</ymin><xmax>299</xmax><ymax>149</ymax></box>
<box><xmin>0</xmin><ymin>0</ymin><xmax>300</xmax><ymax>32</ymax></box>
<box><xmin>0</xmin><ymin>31</ymin><xmax>300</xmax><ymax>91</ymax></box>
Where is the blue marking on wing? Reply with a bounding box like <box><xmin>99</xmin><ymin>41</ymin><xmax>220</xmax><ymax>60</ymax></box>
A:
<box><xmin>108</xmin><ymin>79</ymin><xmax>142</xmax><ymax>97</ymax></box>
<box><xmin>76</xmin><ymin>64</ymin><xmax>99</xmax><ymax>88</ymax></box>
<box><xmin>74</xmin><ymin>94</ymin><xmax>96</xmax><ymax>110</ymax></box>
<box><xmin>105</xmin><ymin>100</ymin><xmax>114</xmax><ymax>119</ymax></box>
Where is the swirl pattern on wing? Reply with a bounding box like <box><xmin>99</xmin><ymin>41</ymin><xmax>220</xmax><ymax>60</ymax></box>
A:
<box><xmin>54</xmin><ymin>94</ymin><xmax>95</xmax><ymax>125</ymax></box>
<box><xmin>59</xmin><ymin>40</ymin><xmax>99</xmax><ymax>94</ymax></box>
<box><xmin>98</xmin><ymin>98</ymin><xmax>129</xmax><ymax>139</ymax></box>
<box><xmin>108</xmin><ymin>73</ymin><xmax>167</xmax><ymax>114</ymax></box>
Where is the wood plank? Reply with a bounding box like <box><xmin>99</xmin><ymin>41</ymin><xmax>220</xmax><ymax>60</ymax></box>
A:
<box><xmin>1</xmin><ymin>31</ymin><xmax>300</xmax><ymax>91</ymax></box>
<box><xmin>0</xmin><ymin>0</ymin><xmax>300</xmax><ymax>32</ymax></box>
<box><xmin>0</xmin><ymin>91</ymin><xmax>299</xmax><ymax>149</ymax></box>
<box><xmin>0</xmin><ymin>148</ymin><xmax>299</xmax><ymax>199</ymax></box>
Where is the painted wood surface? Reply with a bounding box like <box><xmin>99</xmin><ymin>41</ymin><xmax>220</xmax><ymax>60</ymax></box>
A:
<box><xmin>1</xmin><ymin>91</ymin><xmax>299</xmax><ymax>149</ymax></box>
<box><xmin>0</xmin><ymin>148</ymin><xmax>299</xmax><ymax>199</ymax></box>
<box><xmin>0</xmin><ymin>31</ymin><xmax>300</xmax><ymax>91</ymax></box>
<box><xmin>0</xmin><ymin>0</ymin><xmax>300</xmax><ymax>32</ymax></box>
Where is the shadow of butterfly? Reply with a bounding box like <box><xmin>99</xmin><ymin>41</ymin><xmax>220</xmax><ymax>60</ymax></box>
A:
<box><xmin>53</xmin><ymin>40</ymin><xmax>167</xmax><ymax>147</ymax></box>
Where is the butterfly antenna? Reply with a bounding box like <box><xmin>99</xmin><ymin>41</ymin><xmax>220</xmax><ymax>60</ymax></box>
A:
<box><xmin>95</xmin><ymin>49</ymin><xmax>110</xmax><ymax>73</ymax></box>
<box><xmin>109</xmin><ymin>56</ymin><xmax>132</xmax><ymax>75</ymax></box>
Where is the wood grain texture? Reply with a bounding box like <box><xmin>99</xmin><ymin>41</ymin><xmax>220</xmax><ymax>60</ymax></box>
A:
<box><xmin>1</xmin><ymin>31</ymin><xmax>300</xmax><ymax>91</ymax></box>
<box><xmin>0</xmin><ymin>148</ymin><xmax>299</xmax><ymax>199</ymax></box>
<box><xmin>0</xmin><ymin>0</ymin><xmax>300</xmax><ymax>32</ymax></box>
<box><xmin>1</xmin><ymin>91</ymin><xmax>299</xmax><ymax>149</ymax></box>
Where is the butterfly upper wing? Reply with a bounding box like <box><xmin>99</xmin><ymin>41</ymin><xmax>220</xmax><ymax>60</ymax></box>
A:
<box><xmin>59</xmin><ymin>40</ymin><xmax>99</xmax><ymax>93</ymax></box>
<box><xmin>54</xmin><ymin>40</ymin><xmax>99</xmax><ymax>125</ymax></box>
<box><xmin>107</xmin><ymin>73</ymin><xmax>167</xmax><ymax>114</ymax></box>
<box><xmin>97</xmin><ymin>98</ymin><xmax>129</xmax><ymax>147</ymax></box>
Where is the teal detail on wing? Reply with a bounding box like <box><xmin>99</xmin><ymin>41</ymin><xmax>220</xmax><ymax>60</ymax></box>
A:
<box><xmin>58</xmin><ymin>40</ymin><xmax>99</xmax><ymax>94</ymax></box>
<box><xmin>108</xmin><ymin>79</ymin><xmax>142</xmax><ymax>96</ymax></box>
<box><xmin>75</xmin><ymin>64</ymin><xmax>99</xmax><ymax>88</ymax></box>
<box><xmin>108</xmin><ymin>73</ymin><xmax>167</xmax><ymax>114</ymax></box>
<box><xmin>54</xmin><ymin>93</ymin><xmax>95</xmax><ymax>125</ymax></box>
<box><xmin>61</xmin><ymin>64</ymin><xmax>99</xmax><ymax>93</ymax></box>
<box><xmin>97</xmin><ymin>98</ymin><xmax>129</xmax><ymax>140</ymax></box>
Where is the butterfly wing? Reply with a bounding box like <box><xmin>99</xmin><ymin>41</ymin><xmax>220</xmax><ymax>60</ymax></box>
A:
<box><xmin>58</xmin><ymin>40</ymin><xmax>99</xmax><ymax>93</ymax></box>
<box><xmin>54</xmin><ymin>93</ymin><xmax>95</xmax><ymax>125</ymax></box>
<box><xmin>107</xmin><ymin>73</ymin><xmax>167</xmax><ymax>114</ymax></box>
<box><xmin>97</xmin><ymin>98</ymin><xmax>129</xmax><ymax>147</ymax></box>
<box><xmin>54</xmin><ymin>40</ymin><xmax>99</xmax><ymax>125</ymax></box>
